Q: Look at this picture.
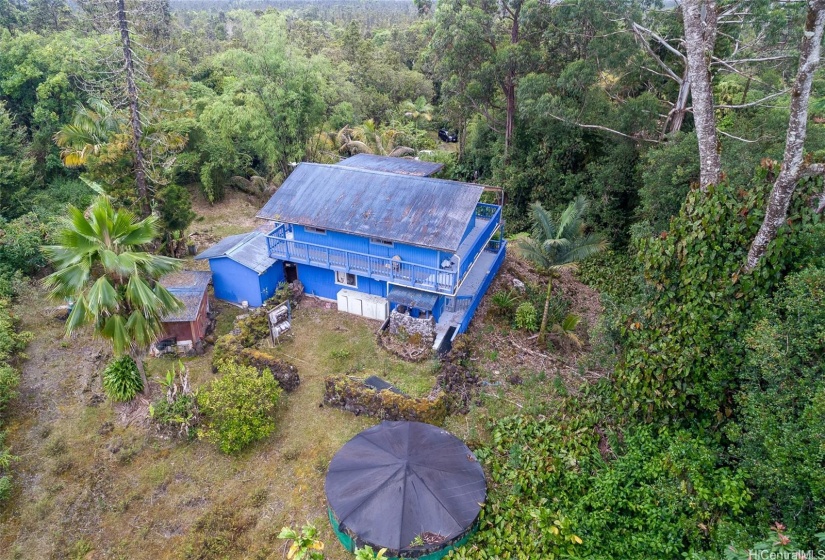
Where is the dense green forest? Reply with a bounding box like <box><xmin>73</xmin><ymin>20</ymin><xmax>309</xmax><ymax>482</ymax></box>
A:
<box><xmin>2</xmin><ymin>0</ymin><xmax>825</xmax><ymax>558</ymax></box>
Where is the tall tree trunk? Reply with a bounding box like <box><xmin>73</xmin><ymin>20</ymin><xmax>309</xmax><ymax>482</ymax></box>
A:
<box><xmin>537</xmin><ymin>275</ymin><xmax>552</xmax><ymax>346</ymax></box>
<box><xmin>683</xmin><ymin>0</ymin><xmax>721</xmax><ymax>190</ymax></box>
<box><xmin>503</xmin><ymin>3</ymin><xmax>520</xmax><ymax>162</ymax></box>
<box><xmin>504</xmin><ymin>76</ymin><xmax>515</xmax><ymax>160</ymax></box>
<box><xmin>117</xmin><ymin>0</ymin><xmax>150</xmax><ymax>217</ymax></box>
<box><xmin>746</xmin><ymin>3</ymin><xmax>825</xmax><ymax>271</ymax></box>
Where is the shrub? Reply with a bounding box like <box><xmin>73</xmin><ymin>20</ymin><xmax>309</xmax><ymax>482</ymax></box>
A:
<box><xmin>198</xmin><ymin>362</ymin><xmax>282</xmax><ymax>455</ymax></box>
<box><xmin>454</xmin><ymin>414</ymin><xmax>750</xmax><ymax>560</ymax></box>
<box><xmin>151</xmin><ymin>394</ymin><xmax>199</xmax><ymax>439</ymax></box>
<box><xmin>0</xmin><ymin>297</ymin><xmax>29</xmax><ymax>504</ymax></box>
<box><xmin>514</xmin><ymin>302</ymin><xmax>538</xmax><ymax>332</ymax></box>
<box><xmin>730</xmin><ymin>266</ymin><xmax>825</xmax><ymax>546</ymax></box>
<box><xmin>102</xmin><ymin>356</ymin><xmax>143</xmax><ymax>402</ymax></box>
<box><xmin>490</xmin><ymin>289</ymin><xmax>520</xmax><ymax>319</ymax></box>
<box><xmin>150</xmin><ymin>362</ymin><xmax>199</xmax><ymax>439</ymax></box>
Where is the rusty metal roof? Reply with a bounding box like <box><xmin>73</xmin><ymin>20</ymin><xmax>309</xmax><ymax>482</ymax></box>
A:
<box><xmin>335</xmin><ymin>154</ymin><xmax>444</xmax><ymax>177</ymax></box>
<box><xmin>160</xmin><ymin>271</ymin><xmax>211</xmax><ymax>322</ymax></box>
<box><xmin>256</xmin><ymin>164</ymin><xmax>484</xmax><ymax>253</ymax></box>
<box><xmin>195</xmin><ymin>231</ymin><xmax>277</xmax><ymax>274</ymax></box>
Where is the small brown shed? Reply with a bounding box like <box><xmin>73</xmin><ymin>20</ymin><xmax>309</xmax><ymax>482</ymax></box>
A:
<box><xmin>159</xmin><ymin>270</ymin><xmax>212</xmax><ymax>344</ymax></box>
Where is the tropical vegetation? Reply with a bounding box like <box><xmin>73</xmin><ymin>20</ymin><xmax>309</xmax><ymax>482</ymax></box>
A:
<box><xmin>1</xmin><ymin>0</ymin><xmax>825</xmax><ymax>558</ymax></box>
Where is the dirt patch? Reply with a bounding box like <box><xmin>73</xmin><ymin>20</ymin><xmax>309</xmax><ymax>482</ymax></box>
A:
<box><xmin>462</xmin><ymin>252</ymin><xmax>607</xmax><ymax>393</ymax></box>
<box><xmin>185</xmin><ymin>186</ymin><xmax>271</xmax><ymax>257</ymax></box>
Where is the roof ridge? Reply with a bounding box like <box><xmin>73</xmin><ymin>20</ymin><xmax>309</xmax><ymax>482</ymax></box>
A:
<box><xmin>297</xmin><ymin>161</ymin><xmax>488</xmax><ymax>191</ymax></box>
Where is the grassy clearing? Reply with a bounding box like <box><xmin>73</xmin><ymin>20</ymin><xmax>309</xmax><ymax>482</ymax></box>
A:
<box><xmin>0</xmin><ymin>288</ymin><xmax>441</xmax><ymax>559</ymax></box>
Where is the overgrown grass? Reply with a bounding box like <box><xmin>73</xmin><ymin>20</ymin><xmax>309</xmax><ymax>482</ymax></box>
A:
<box><xmin>1</xmin><ymin>291</ymin><xmax>397</xmax><ymax>559</ymax></box>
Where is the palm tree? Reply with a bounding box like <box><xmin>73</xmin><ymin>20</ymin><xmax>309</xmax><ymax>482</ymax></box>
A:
<box><xmin>518</xmin><ymin>196</ymin><xmax>607</xmax><ymax>346</ymax></box>
<box><xmin>53</xmin><ymin>99</ymin><xmax>124</xmax><ymax>168</ymax></box>
<box><xmin>400</xmin><ymin>96</ymin><xmax>434</xmax><ymax>129</ymax></box>
<box><xmin>337</xmin><ymin>120</ymin><xmax>415</xmax><ymax>157</ymax></box>
<box><xmin>42</xmin><ymin>190</ymin><xmax>183</xmax><ymax>389</ymax></box>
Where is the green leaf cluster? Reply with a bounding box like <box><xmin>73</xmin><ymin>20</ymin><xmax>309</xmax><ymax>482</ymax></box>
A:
<box><xmin>615</xmin><ymin>177</ymin><xmax>824</xmax><ymax>420</ymax></box>
<box><xmin>451</xmin><ymin>414</ymin><xmax>749</xmax><ymax>559</ymax></box>
<box><xmin>513</xmin><ymin>302</ymin><xmax>537</xmax><ymax>332</ymax></box>
<box><xmin>730</xmin><ymin>266</ymin><xmax>825</xmax><ymax>545</ymax></box>
<box><xmin>197</xmin><ymin>361</ymin><xmax>282</xmax><ymax>455</ymax></box>
<box><xmin>0</xmin><ymin>296</ymin><xmax>31</xmax><ymax>504</ymax></box>
<box><xmin>101</xmin><ymin>355</ymin><xmax>143</xmax><ymax>402</ymax></box>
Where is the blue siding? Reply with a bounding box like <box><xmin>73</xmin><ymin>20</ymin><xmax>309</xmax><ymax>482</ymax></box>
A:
<box><xmin>295</xmin><ymin>263</ymin><xmax>387</xmax><ymax>300</ymax></box>
<box><xmin>209</xmin><ymin>257</ymin><xmax>283</xmax><ymax>307</ymax></box>
<box><xmin>258</xmin><ymin>260</ymin><xmax>285</xmax><ymax>304</ymax></box>
<box><xmin>293</xmin><ymin>226</ymin><xmax>441</xmax><ymax>268</ymax></box>
<box><xmin>432</xmin><ymin>296</ymin><xmax>445</xmax><ymax>322</ymax></box>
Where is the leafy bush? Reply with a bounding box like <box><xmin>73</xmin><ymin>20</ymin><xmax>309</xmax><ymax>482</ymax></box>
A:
<box><xmin>514</xmin><ymin>302</ymin><xmax>538</xmax><ymax>332</ymax></box>
<box><xmin>151</xmin><ymin>395</ymin><xmax>199</xmax><ymax>439</ymax></box>
<box><xmin>0</xmin><ymin>213</ymin><xmax>50</xmax><ymax>297</ymax></box>
<box><xmin>150</xmin><ymin>362</ymin><xmax>199</xmax><ymax>439</ymax></box>
<box><xmin>277</xmin><ymin>524</ymin><xmax>324</xmax><ymax>560</ymax></box>
<box><xmin>102</xmin><ymin>356</ymin><xmax>143</xmax><ymax>402</ymax></box>
<box><xmin>0</xmin><ymin>296</ymin><xmax>30</xmax><ymax>504</ymax></box>
<box><xmin>575</xmin><ymin>249</ymin><xmax>641</xmax><ymax>302</ymax></box>
<box><xmin>615</xmin><ymin>177</ymin><xmax>824</xmax><ymax>420</ymax></box>
<box><xmin>197</xmin><ymin>362</ymin><xmax>282</xmax><ymax>455</ymax></box>
<box><xmin>452</xmin><ymin>414</ymin><xmax>750</xmax><ymax>559</ymax></box>
<box><xmin>729</xmin><ymin>266</ymin><xmax>825</xmax><ymax>546</ymax></box>
<box><xmin>489</xmin><ymin>289</ymin><xmax>520</xmax><ymax>319</ymax></box>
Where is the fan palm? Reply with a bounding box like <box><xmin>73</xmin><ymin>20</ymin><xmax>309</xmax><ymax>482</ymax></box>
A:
<box><xmin>42</xmin><ymin>190</ymin><xmax>183</xmax><ymax>390</ymax></box>
<box><xmin>518</xmin><ymin>196</ymin><xmax>607</xmax><ymax>345</ymax></box>
<box><xmin>53</xmin><ymin>99</ymin><xmax>124</xmax><ymax>168</ymax></box>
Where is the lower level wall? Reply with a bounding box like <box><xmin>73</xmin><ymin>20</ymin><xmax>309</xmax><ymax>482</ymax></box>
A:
<box><xmin>295</xmin><ymin>263</ymin><xmax>387</xmax><ymax>300</ymax></box>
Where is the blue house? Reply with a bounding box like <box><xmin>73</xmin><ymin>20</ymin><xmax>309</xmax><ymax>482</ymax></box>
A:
<box><xmin>195</xmin><ymin>231</ymin><xmax>284</xmax><ymax>308</ymax></box>
<box><xmin>256</xmin><ymin>161</ymin><xmax>506</xmax><ymax>347</ymax></box>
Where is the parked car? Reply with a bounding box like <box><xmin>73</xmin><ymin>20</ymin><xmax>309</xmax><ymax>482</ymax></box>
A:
<box><xmin>438</xmin><ymin>128</ymin><xmax>458</xmax><ymax>143</ymax></box>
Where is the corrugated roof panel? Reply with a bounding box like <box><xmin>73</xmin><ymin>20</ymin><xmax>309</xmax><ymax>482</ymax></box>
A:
<box><xmin>226</xmin><ymin>232</ymin><xmax>277</xmax><ymax>274</ymax></box>
<box><xmin>256</xmin><ymin>164</ymin><xmax>484</xmax><ymax>253</ymax></box>
<box><xmin>387</xmin><ymin>285</ymin><xmax>439</xmax><ymax>311</ymax></box>
<box><xmin>335</xmin><ymin>154</ymin><xmax>444</xmax><ymax>177</ymax></box>
<box><xmin>160</xmin><ymin>270</ymin><xmax>211</xmax><ymax>322</ymax></box>
<box><xmin>194</xmin><ymin>233</ymin><xmax>249</xmax><ymax>261</ymax></box>
<box><xmin>195</xmin><ymin>232</ymin><xmax>277</xmax><ymax>274</ymax></box>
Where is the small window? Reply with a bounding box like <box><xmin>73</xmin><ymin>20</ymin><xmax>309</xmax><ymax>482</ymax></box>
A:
<box><xmin>305</xmin><ymin>226</ymin><xmax>326</xmax><ymax>235</ymax></box>
<box><xmin>335</xmin><ymin>270</ymin><xmax>358</xmax><ymax>287</ymax></box>
<box><xmin>370</xmin><ymin>237</ymin><xmax>394</xmax><ymax>247</ymax></box>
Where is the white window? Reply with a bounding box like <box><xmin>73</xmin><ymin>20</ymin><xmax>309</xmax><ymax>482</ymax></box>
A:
<box><xmin>335</xmin><ymin>270</ymin><xmax>358</xmax><ymax>287</ymax></box>
<box><xmin>370</xmin><ymin>237</ymin><xmax>394</xmax><ymax>247</ymax></box>
<box><xmin>305</xmin><ymin>226</ymin><xmax>326</xmax><ymax>235</ymax></box>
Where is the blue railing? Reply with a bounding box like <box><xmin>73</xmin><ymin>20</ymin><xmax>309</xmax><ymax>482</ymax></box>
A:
<box><xmin>266</xmin><ymin>228</ymin><xmax>459</xmax><ymax>294</ymax></box>
<box><xmin>265</xmin><ymin>203</ymin><xmax>503</xmax><ymax>296</ymax></box>
<box><xmin>458</xmin><ymin>205</ymin><xmax>502</xmax><ymax>280</ymax></box>
<box><xmin>475</xmin><ymin>202</ymin><xmax>499</xmax><ymax>220</ymax></box>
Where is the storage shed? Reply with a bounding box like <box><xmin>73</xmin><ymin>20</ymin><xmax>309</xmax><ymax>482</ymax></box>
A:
<box><xmin>195</xmin><ymin>231</ymin><xmax>284</xmax><ymax>307</ymax></box>
<box><xmin>159</xmin><ymin>270</ymin><xmax>212</xmax><ymax>344</ymax></box>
